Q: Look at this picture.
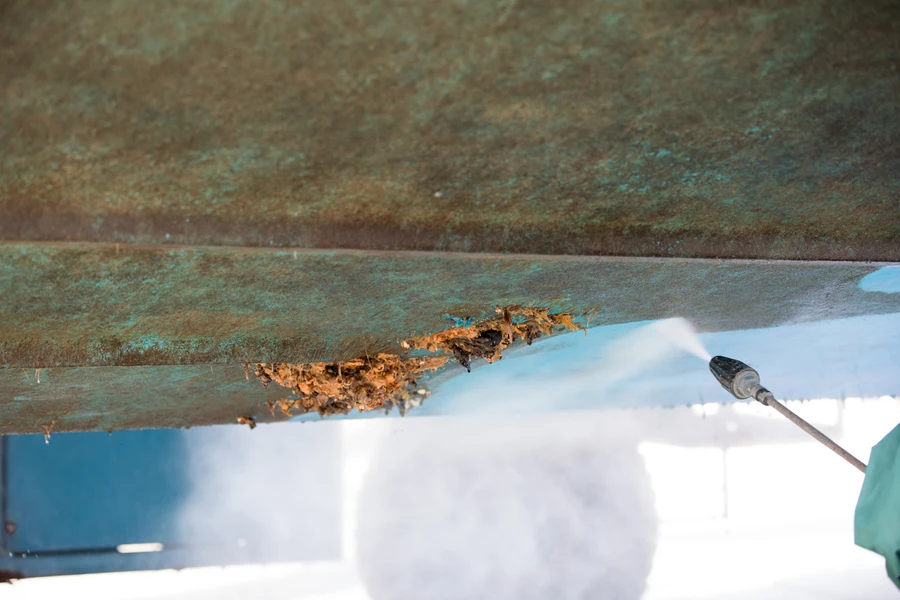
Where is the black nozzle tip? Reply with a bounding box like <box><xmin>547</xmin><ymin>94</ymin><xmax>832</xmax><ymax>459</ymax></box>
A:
<box><xmin>709</xmin><ymin>355</ymin><xmax>756</xmax><ymax>399</ymax></box>
<box><xmin>709</xmin><ymin>355</ymin><xmax>751</xmax><ymax>375</ymax></box>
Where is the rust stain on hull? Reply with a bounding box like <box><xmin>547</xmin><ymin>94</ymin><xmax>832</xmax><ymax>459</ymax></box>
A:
<box><xmin>254</xmin><ymin>354</ymin><xmax>447</xmax><ymax>417</ymax></box>
<box><xmin>252</xmin><ymin>306</ymin><xmax>584</xmax><ymax>417</ymax></box>
<box><xmin>403</xmin><ymin>305</ymin><xmax>585</xmax><ymax>372</ymax></box>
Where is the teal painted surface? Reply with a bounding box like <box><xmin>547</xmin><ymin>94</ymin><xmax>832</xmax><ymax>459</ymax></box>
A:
<box><xmin>860</xmin><ymin>266</ymin><xmax>900</xmax><ymax>294</ymax></box>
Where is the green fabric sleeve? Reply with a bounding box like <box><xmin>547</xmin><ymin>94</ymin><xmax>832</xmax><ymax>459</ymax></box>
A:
<box><xmin>855</xmin><ymin>422</ymin><xmax>900</xmax><ymax>591</ymax></box>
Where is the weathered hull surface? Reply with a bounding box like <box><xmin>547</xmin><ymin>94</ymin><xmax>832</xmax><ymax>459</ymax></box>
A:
<box><xmin>1</xmin><ymin>243</ymin><xmax>898</xmax><ymax>433</ymax></box>
<box><xmin>1</xmin><ymin>0</ymin><xmax>899</xmax><ymax>431</ymax></box>
<box><xmin>1</xmin><ymin>0</ymin><xmax>898</xmax><ymax>259</ymax></box>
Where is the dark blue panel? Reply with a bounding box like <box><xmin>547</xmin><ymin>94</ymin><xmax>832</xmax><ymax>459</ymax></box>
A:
<box><xmin>1</xmin><ymin>421</ymin><xmax>342</xmax><ymax>575</ymax></box>
<box><xmin>7</xmin><ymin>430</ymin><xmax>189</xmax><ymax>550</ymax></box>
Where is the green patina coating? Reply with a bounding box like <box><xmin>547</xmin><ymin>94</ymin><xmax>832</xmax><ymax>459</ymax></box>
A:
<box><xmin>0</xmin><ymin>365</ymin><xmax>288</xmax><ymax>434</ymax></box>
<box><xmin>1</xmin><ymin>243</ymin><xmax>899</xmax><ymax>433</ymax></box>
<box><xmin>2</xmin><ymin>244</ymin><xmax>898</xmax><ymax>369</ymax></box>
<box><xmin>1</xmin><ymin>0</ymin><xmax>898</xmax><ymax>259</ymax></box>
<box><xmin>1</xmin><ymin>0</ymin><xmax>899</xmax><ymax>432</ymax></box>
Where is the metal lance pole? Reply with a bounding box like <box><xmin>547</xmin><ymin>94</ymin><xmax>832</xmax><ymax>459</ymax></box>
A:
<box><xmin>709</xmin><ymin>356</ymin><xmax>867</xmax><ymax>474</ymax></box>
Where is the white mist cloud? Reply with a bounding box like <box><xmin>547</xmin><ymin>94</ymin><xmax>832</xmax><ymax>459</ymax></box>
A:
<box><xmin>176</xmin><ymin>422</ymin><xmax>343</xmax><ymax>564</ymax></box>
<box><xmin>355</xmin><ymin>414</ymin><xmax>658</xmax><ymax>600</ymax></box>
